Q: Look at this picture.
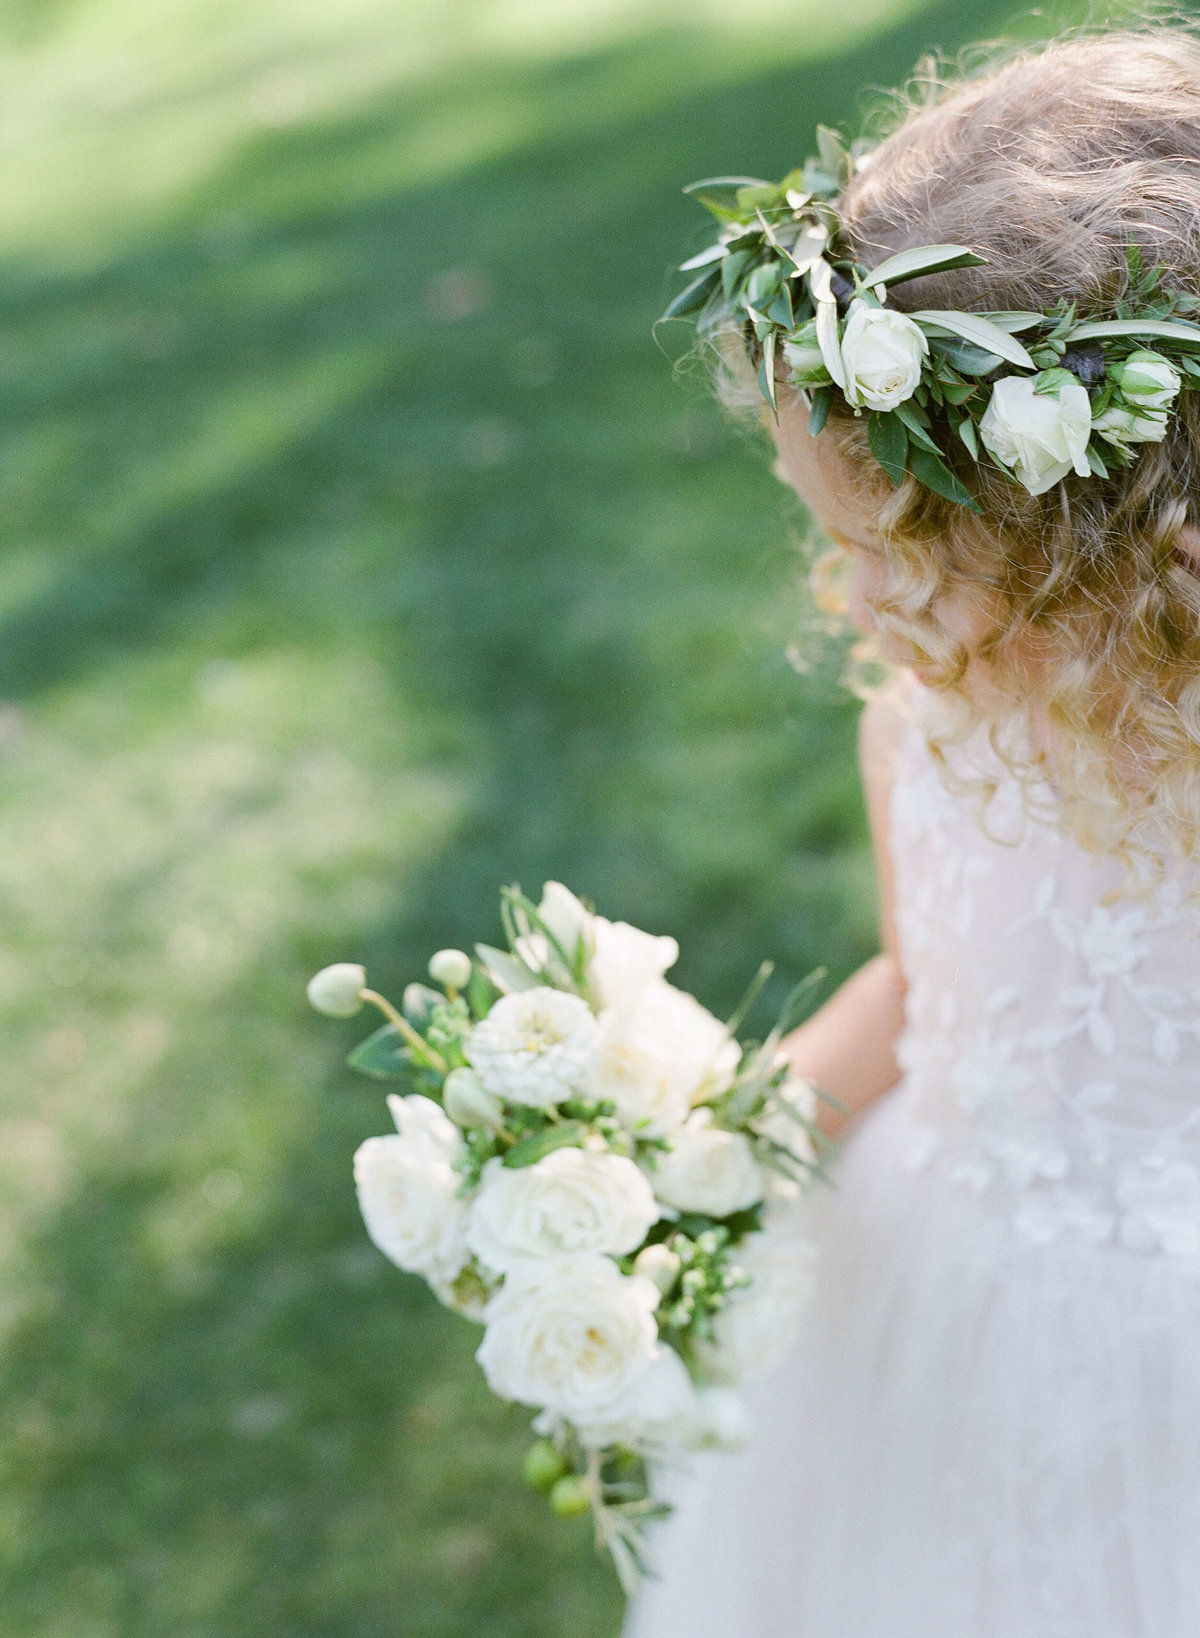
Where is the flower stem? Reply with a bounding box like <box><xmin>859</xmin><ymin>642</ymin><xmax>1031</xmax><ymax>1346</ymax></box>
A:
<box><xmin>360</xmin><ymin>988</ymin><xmax>448</xmax><ymax>1075</ymax></box>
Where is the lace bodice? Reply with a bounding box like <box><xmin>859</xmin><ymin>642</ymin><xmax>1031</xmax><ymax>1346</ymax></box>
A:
<box><xmin>890</xmin><ymin>682</ymin><xmax>1200</xmax><ymax>1268</ymax></box>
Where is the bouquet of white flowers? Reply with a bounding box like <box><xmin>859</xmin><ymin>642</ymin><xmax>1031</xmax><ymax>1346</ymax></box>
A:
<box><xmin>308</xmin><ymin>883</ymin><xmax>832</xmax><ymax>1594</ymax></box>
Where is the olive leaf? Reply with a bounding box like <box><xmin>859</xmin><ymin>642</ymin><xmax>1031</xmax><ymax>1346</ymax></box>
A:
<box><xmin>867</xmin><ymin>411</ymin><xmax>908</xmax><ymax>487</ymax></box>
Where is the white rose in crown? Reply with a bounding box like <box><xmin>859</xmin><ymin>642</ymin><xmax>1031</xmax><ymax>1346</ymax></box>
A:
<box><xmin>1115</xmin><ymin>349</ymin><xmax>1181</xmax><ymax>411</ymax></box>
<box><xmin>353</xmin><ymin>1094</ymin><xmax>470</xmax><ymax>1284</ymax></box>
<box><xmin>839</xmin><ymin>300</ymin><xmax>928</xmax><ymax>412</ymax></box>
<box><xmin>589</xmin><ymin>980</ymin><xmax>741</xmax><ymax>1136</ymax></box>
<box><xmin>466</xmin><ymin>1148</ymin><xmax>660</xmax><ymax>1273</ymax></box>
<box><xmin>476</xmin><ymin>1254</ymin><xmax>661</xmax><ymax>1421</ymax></box>
<box><xmin>695</xmin><ymin>1230</ymin><xmax>818</xmax><ymax>1383</ymax></box>
<box><xmin>979</xmin><ymin>372</ymin><xmax>1092</xmax><ymax>495</ymax></box>
<box><xmin>651</xmin><ymin>1108</ymin><xmax>764</xmax><ymax>1217</ymax></box>
<box><xmin>1093</xmin><ymin>404</ymin><xmax>1169</xmax><ymax>449</ymax></box>
<box><xmin>465</xmin><ymin>986</ymin><xmax>599</xmax><ymax>1108</ymax></box>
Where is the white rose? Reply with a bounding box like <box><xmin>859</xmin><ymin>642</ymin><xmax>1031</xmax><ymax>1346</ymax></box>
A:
<box><xmin>588</xmin><ymin>981</ymin><xmax>740</xmax><ymax>1136</ymax></box>
<box><xmin>589</xmin><ymin>916</ymin><xmax>679</xmax><ymax>1013</ymax></box>
<box><xmin>536</xmin><ymin>881</ymin><xmax>595</xmax><ymax>968</ymax></box>
<box><xmin>466</xmin><ymin>1148</ymin><xmax>660</xmax><ymax>1273</ymax></box>
<box><xmin>839</xmin><ymin>300</ymin><xmax>928</xmax><ymax>412</ymax></box>
<box><xmin>570</xmin><ymin>1344</ymin><xmax>700</xmax><ymax>1452</ymax></box>
<box><xmin>690</xmin><ymin>1386</ymin><xmax>752</xmax><ymax>1451</ymax></box>
<box><xmin>465</xmin><ymin>987</ymin><xmax>599</xmax><ymax>1108</ymax></box>
<box><xmin>476</xmin><ymin>1255</ymin><xmax>660</xmax><ymax>1421</ymax></box>
<box><xmin>1115</xmin><ymin>349</ymin><xmax>1180</xmax><ymax>410</ymax></box>
<box><xmin>979</xmin><ymin>373</ymin><xmax>1092</xmax><ymax>495</ymax></box>
<box><xmin>695</xmin><ymin>1231</ymin><xmax>817</xmax><ymax>1383</ymax></box>
<box><xmin>651</xmin><ymin>1109</ymin><xmax>764</xmax><ymax>1218</ymax></box>
<box><xmin>354</xmin><ymin>1094</ymin><xmax>469</xmax><ymax>1284</ymax></box>
<box><xmin>1093</xmin><ymin>404</ymin><xmax>1168</xmax><ymax>448</ymax></box>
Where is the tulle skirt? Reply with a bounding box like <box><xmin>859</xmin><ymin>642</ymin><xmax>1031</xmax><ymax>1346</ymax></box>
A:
<box><xmin>622</xmin><ymin>1083</ymin><xmax>1200</xmax><ymax>1638</ymax></box>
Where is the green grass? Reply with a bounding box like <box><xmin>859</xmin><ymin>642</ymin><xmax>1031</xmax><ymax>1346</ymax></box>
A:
<box><xmin>0</xmin><ymin>0</ymin><xmax>1100</xmax><ymax>1632</ymax></box>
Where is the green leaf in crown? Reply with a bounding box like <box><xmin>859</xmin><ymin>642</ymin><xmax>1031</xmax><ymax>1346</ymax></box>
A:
<box><xmin>660</xmin><ymin>138</ymin><xmax>1200</xmax><ymax>506</ymax></box>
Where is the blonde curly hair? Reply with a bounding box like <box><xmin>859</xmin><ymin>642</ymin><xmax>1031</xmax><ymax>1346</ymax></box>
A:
<box><xmin>723</xmin><ymin>23</ymin><xmax>1200</xmax><ymax>888</ymax></box>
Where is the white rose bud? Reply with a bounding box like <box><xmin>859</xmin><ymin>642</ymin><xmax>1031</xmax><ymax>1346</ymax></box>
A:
<box><xmin>633</xmin><ymin>1242</ymin><xmax>682</xmax><ymax>1295</ymax></box>
<box><xmin>428</xmin><ymin>948</ymin><xmax>473</xmax><ymax>990</ymax></box>
<box><xmin>1093</xmin><ymin>404</ymin><xmax>1169</xmax><ymax>449</ymax></box>
<box><xmin>979</xmin><ymin>373</ymin><xmax>1092</xmax><ymax>495</ymax></box>
<box><xmin>1115</xmin><ymin>349</ymin><xmax>1180</xmax><ymax>410</ymax></box>
<box><xmin>443</xmin><ymin>1066</ymin><xmax>505</xmax><ymax>1131</ymax></box>
<box><xmin>306</xmin><ymin>962</ymin><xmax>366</xmax><ymax>1017</ymax></box>
<box><xmin>782</xmin><ymin>321</ymin><xmax>831</xmax><ymax>385</ymax></box>
<box><xmin>839</xmin><ymin>300</ymin><xmax>928</xmax><ymax>412</ymax></box>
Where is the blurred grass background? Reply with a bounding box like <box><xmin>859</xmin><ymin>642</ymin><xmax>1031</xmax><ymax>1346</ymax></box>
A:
<box><xmin>0</xmin><ymin>0</ymin><xmax>1121</xmax><ymax>1632</ymax></box>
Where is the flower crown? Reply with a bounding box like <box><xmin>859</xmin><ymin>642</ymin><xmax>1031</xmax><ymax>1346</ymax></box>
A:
<box><xmin>662</xmin><ymin>126</ymin><xmax>1200</xmax><ymax>509</ymax></box>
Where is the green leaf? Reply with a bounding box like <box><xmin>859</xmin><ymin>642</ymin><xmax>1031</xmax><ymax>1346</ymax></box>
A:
<box><xmin>815</xmin><ymin>125</ymin><xmax>850</xmax><ymax>184</ymax></box>
<box><xmin>908</xmin><ymin>446</ymin><xmax>981</xmax><ymax>511</ymax></box>
<box><xmin>721</xmin><ymin>247</ymin><xmax>756</xmax><ymax>302</ymax></box>
<box><xmin>867</xmin><ymin>411</ymin><xmax>908</xmax><ymax>486</ymax></box>
<box><xmin>758</xmin><ymin>328</ymin><xmax>778</xmax><ymax>412</ymax></box>
<box><xmin>911</xmin><ymin>311</ymin><xmax>1036</xmax><ymax>369</ymax></box>
<box><xmin>893</xmin><ymin>400</ymin><xmax>941</xmax><ymax>454</ymax></box>
<box><xmin>941</xmin><ymin>380</ymin><xmax>978</xmax><ymax>405</ymax></box>
<box><xmin>956</xmin><ymin>417</ymin><xmax>980</xmax><ymax>460</ymax></box>
<box><xmin>503</xmin><ymin>1122</ymin><xmax>589</xmax><ymax>1169</ymax></box>
<box><xmin>662</xmin><ymin>267</ymin><xmax>720</xmax><ymax>320</ymax></box>
<box><xmin>807</xmin><ymin>386</ymin><xmax>832</xmax><ymax>436</ymax></box>
<box><xmin>677</xmin><ymin>242</ymin><xmax>727</xmax><ymax>274</ymax></box>
<box><xmin>931</xmin><ymin>338</ymin><xmax>1001</xmax><ymax>376</ymax></box>
<box><xmin>1066</xmin><ymin>317</ymin><xmax>1200</xmax><ymax>348</ymax></box>
<box><xmin>1087</xmin><ymin>443</ymin><xmax>1110</xmax><ymax>478</ymax></box>
<box><xmin>347</xmin><ymin>1023</ymin><xmax>411</xmax><ymax>1080</ymax></box>
<box><xmin>1033</xmin><ymin>367</ymin><xmax>1077</xmax><ymax>398</ymax></box>
<box><xmin>683</xmin><ymin>175</ymin><xmax>772</xmax><ymax>220</ymax></box>
<box><xmin>978</xmin><ymin>311</ymin><xmax>1045</xmax><ymax>333</ymax></box>
<box><xmin>864</xmin><ymin>245</ymin><xmax>988</xmax><ymax>289</ymax></box>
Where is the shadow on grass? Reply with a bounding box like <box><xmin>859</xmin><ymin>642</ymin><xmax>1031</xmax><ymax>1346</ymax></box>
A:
<box><xmin>0</xmin><ymin>3</ymin><xmax>1028</xmax><ymax>1634</ymax></box>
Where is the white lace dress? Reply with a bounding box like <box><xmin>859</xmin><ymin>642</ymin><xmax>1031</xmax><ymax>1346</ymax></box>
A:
<box><xmin>624</xmin><ymin>685</ymin><xmax>1200</xmax><ymax>1638</ymax></box>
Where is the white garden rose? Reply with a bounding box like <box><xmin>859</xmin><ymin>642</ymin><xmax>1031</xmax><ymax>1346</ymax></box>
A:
<box><xmin>536</xmin><ymin>881</ymin><xmax>595</xmax><ymax>967</ymax></box>
<box><xmin>588</xmin><ymin>980</ymin><xmax>741</xmax><ymax>1136</ymax></box>
<box><xmin>839</xmin><ymin>300</ymin><xmax>928</xmax><ymax>412</ymax></box>
<box><xmin>1093</xmin><ymin>404</ymin><xmax>1169</xmax><ymax>449</ymax></box>
<box><xmin>1115</xmin><ymin>349</ymin><xmax>1180</xmax><ymax>410</ymax></box>
<box><xmin>690</xmin><ymin>1386</ymin><xmax>752</xmax><ymax>1451</ymax></box>
<box><xmin>589</xmin><ymin>916</ymin><xmax>680</xmax><ymax>1013</ymax></box>
<box><xmin>353</xmin><ymin>1095</ymin><xmax>469</xmax><ymax>1285</ymax></box>
<box><xmin>466</xmin><ymin>1148</ymin><xmax>660</xmax><ymax>1273</ymax></box>
<box><xmin>651</xmin><ymin>1109</ymin><xmax>764</xmax><ymax>1218</ymax></box>
<box><xmin>570</xmin><ymin>1344</ymin><xmax>700</xmax><ymax>1452</ymax></box>
<box><xmin>979</xmin><ymin>373</ymin><xmax>1092</xmax><ymax>495</ymax></box>
<box><xmin>465</xmin><ymin>986</ymin><xmax>599</xmax><ymax>1108</ymax></box>
<box><xmin>694</xmin><ymin>1231</ymin><xmax>817</xmax><ymax>1383</ymax></box>
<box><xmin>476</xmin><ymin>1254</ymin><xmax>660</xmax><ymax>1421</ymax></box>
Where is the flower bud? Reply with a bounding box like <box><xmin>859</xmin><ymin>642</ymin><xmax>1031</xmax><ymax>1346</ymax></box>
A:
<box><xmin>1115</xmin><ymin>349</ymin><xmax>1180</xmax><ymax>410</ymax></box>
<box><xmin>549</xmin><ymin>1474</ymin><xmax>592</xmax><ymax>1519</ymax></box>
<box><xmin>443</xmin><ymin>1066</ymin><xmax>505</xmax><ymax>1131</ymax></box>
<box><xmin>402</xmin><ymin>983</ymin><xmax>442</xmax><ymax>1027</ymax></box>
<box><xmin>782</xmin><ymin>322</ymin><xmax>830</xmax><ymax>385</ymax></box>
<box><xmin>428</xmin><ymin>948</ymin><xmax>473</xmax><ymax>991</ymax></box>
<box><xmin>523</xmin><ymin>1439</ymin><xmax>568</xmax><ymax>1492</ymax></box>
<box><xmin>633</xmin><ymin>1243</ymin><xmax>681</xmax><ymax>1294</ymax></box>
<box><xmin>306</xmin><ymin>963</ymin><xmax>366</xmax><ymax>1017</ymax></box>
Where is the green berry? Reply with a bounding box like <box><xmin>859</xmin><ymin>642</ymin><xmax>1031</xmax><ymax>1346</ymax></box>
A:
<box><xmin>549</xmin><ymin>1475</ymin><xmax>592</xmax><ymax>1519</ymax></box>
<box><xmin>522</xmin><ymin>1440</ymin><xmax>568</xmax><ymax>1492</ymax></box>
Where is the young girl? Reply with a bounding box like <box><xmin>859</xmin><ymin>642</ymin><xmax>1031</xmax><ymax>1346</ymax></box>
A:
<box><xmin>628</xmin><ymin>27</ymin><xmax>1200</xmax><ymax>1638</ymax></box>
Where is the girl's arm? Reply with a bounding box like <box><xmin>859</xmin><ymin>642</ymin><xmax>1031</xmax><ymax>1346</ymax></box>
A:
<box><xmin>777</xmin><ymin>685</ymin><xmax>909</xmax><ymax>1140</ymax></box>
